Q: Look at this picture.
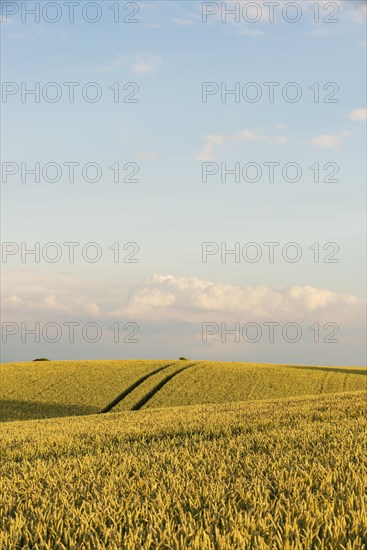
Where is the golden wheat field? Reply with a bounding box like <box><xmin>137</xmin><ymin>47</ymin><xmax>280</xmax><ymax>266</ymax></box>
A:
<box><xmin>1</xmin><ymin>360</ymin><xmax>366</xmax><ymax>420</ymax></box>
<box><xmin>0</xmin><ymin>361</ymin><xmax>366</xmax><ymax>549</ymax></box>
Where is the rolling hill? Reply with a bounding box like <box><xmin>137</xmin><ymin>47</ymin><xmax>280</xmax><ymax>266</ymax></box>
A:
<box><xmin>1</xmin><ymin>360</ymin><xmax>366</xmax><ymax>421</ymax></box>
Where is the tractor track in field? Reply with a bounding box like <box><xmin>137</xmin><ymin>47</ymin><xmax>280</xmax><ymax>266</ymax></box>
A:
<box><xmin>131</xmin><ymin>363</ymin><xmax>196</xmax><ymax>411</ymax></box>
<box><xmin>99</xmin><ymin>362</ymin><xmax>178</xmax><ymax>414</ymax></box>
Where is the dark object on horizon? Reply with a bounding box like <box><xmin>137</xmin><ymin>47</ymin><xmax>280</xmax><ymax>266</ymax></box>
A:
<box><xmin>33</xmin><ymin>358</ymin><xmax>51</xmax><ymax>361</ymax></box>
<box><xmin>179</xmin><ymin>357</ymin><xmax>189</xmax><ymax>361</ymax></box>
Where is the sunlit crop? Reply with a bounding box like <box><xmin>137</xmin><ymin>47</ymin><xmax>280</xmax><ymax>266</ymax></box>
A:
<box><xmin>1</xmin><ymin>391</ymin><xmax>366</xmax><ymax>549</ymax></box>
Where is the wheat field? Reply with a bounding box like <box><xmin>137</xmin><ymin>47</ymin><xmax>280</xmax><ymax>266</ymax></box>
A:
<box><xmin>1</xmin><ymin>360</ymin><xmax>365</xmax><ymax>421</ymax></box>
<box><xmin>1</xmin><ymin>391</ymin><xmax>366</xmax><ymax>549</ymax></box>
<box><xmin>1</xmin><ymin>361</ymin><xmax>366</xmax><ymax>548</ymax></box>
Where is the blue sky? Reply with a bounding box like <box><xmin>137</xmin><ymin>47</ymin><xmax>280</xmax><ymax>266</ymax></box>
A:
<box><xmin>1</xmin><ymin>0</ymin><xmax>366</xmax><ymax>365</ymax></box>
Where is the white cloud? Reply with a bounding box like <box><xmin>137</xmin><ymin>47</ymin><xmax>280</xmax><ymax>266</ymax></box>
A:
<box><xmin>132</xmin><ymin>56</ymin><xmax>162</xmax><ymax>74</ymax></box>
<box><xmin>197</xmin><ymin>128</ymin><xmax>286</xmax><ymax>160</ymax></box>
<box><xmin>310</xmin><ymin>129</ymin><xmax>352</xmax><ymax>149</ymax></box>
<box><xmin>109</xmin><ymin>274</ymin><xmax>364</xmax><ymax>325</ymax></box>
<box><xmin>75</xmin><ymin>297</ymin><xmax>101</xmax><ymax>317</ymax></box>
<box><xmin>311</xmin><ymin>135</ymin><xmax>341</xmax><ymax>149</ymax></box>
<box><xmin>98</xmin><ymin>54</ymin><xmax>162</xmax><ymax>74</ymax></box>
<box><xmin>3</xmin><ymin>271</ymin><xmax>364</xmax><ymax>332</ymax></box>
<box><xmin>43</xmin><ymin>294</ymin><xmax>72</xmax><ymax>314</ymax></box>
<box><xmin>126</xmin><ymin>288</ymin><xmax>176</xmax><ymax>311</ymax></box>
<box><xmin>2</xmin><ymin>271</ymin><xmax>101</xmax><ymax>319</ymax></box>
<box><xmin>349</xmin><ymin>3</ymin><xmax>367</xmax><ymax>24</ymax></box>
<box><xmin>275</xmin><ymin>135</ymin><xmax>288</xmax><ymax>145</ymax></box>
<box><xmin>349</xmin><ymin>108</ymin><xmax>367</xmax><ymax>121</ymax></box>
<box><xmin>339</xmin><ymin>129</ymin><xmax>353</xmax><ymax>138</ymax></box>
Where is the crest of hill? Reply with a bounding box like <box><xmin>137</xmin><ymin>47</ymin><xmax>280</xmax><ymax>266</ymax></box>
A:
<box><xmin>0</xmin><ymin>360</ymin><xmax>365</xmax><ymax>422</ymax></box>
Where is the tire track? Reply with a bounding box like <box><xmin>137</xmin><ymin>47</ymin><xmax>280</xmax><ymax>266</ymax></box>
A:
<box><xmin>131</xmin><ymin>362</ymin><xmax>196</xmax><ymax>411</ymax></box>
<box><xmin>99</xmin><ymin>362</ymin><xmax>177</xmax><ymax>413</ymax></box>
